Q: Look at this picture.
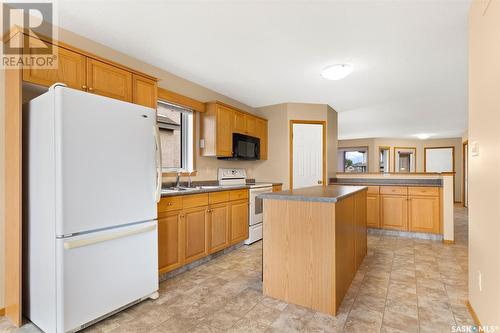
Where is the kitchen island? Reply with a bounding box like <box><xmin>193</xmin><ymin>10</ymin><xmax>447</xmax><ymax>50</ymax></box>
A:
<box><xmin>259</xmin><ymin>185</ymin><xmax>367</xmax><ymax>316</ymax></box>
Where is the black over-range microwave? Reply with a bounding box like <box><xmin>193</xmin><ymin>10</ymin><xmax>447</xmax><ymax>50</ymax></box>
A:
<box><xmin>218</xmin><ymin>133</ymin><xmax>260</xmax><ymax>160</ymax></box>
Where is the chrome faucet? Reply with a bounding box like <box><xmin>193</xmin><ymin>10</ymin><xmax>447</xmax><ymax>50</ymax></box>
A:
<box><xmin>175</xmin><ymin>172</ymin><xmax>181</xmax><ymax>189</ymax></box>
<box><xmin>187</xmin><ymin>171</ymin><xmax>193</xmax><ymax>188</ymax></box>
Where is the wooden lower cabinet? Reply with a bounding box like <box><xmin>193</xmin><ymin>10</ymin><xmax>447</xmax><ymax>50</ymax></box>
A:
<box><xmin>366</xmin><ymin>194</ymin><xmax>380</xmax><ymax>228</ymax></box>
<box><xmin>158</xmin><ymin>211</ymin><xmax>183</xmax><ymax>274</ymax></box>
<box><xmin>408</xmin><ymin>196</ymin><xmax>440</xmax><ymax>233</ymax></box>
<box><xmin>272</xmin><ymin>184</ymin><xmax>282</xmax><ymax>192</ymax></box>
<box><xmin>353</xmin><ymin>191</ymin><xmax>367</xmax><ymax>270</ymax></box>
<box><xmin>230</xmin><ymin>199</ymin><xmax>249</xmax><ymax>244</ymax></box>
<box><xmin>380</xmin><ymin>195</ymin><xmax>408</xmax><ymax>231</ymax></box>
<box><xmin>183</xmin><ymin>206</ymin><xmax>209</xmax><ymax>264</ymax></box>
<box><xmin>208</xmin><ymin>202</ymin><xmax>230</xmax><ymax>253</ymax></box>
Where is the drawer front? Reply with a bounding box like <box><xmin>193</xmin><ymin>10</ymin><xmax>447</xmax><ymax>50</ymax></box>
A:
<box><xmin>209</xmin><ymin>191</ymin><xmax>230</xmax><ymax>204</ymax></box>
<box><xmin>408</xmin><ymin>186</ymin><xmax>440</xmax><ymax>197</ymax></box>
<box><xmin>380</xmin><ymin>186</ymin><xmax>407</xmax><ymax>196</ymax></box>
<box><xmin>158</xmin><ymin>196</ymin><xmax>182</xmax><ymax>212</ymax></box>
<box><xmin>183</xmin><ymin>193</ymin><xmax>209</xmax><ymax>209</ymax></box>
<box><xmin>367</xmin><ymin>186</ymin><xmax>379</xmax><ymax>195</ymax></box>
<box><xmin>229</xmin><ymin>189</ymin><xmax>249</xmax><ymax>201</ymax></box>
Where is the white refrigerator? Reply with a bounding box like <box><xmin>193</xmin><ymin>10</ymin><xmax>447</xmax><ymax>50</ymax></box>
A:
<box><xmin>23</xmin><ymin>84</ymin><xmax>161</xmax><ymax>333</ymax></box>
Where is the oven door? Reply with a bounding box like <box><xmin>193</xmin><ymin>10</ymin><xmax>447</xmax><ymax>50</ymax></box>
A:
<box><xmin>249</xmin><ymin>187</ymin><xmax>273</xmax><ymax>226</ymax></box>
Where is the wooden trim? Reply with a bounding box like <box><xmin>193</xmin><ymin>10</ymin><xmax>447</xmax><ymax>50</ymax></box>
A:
<box><xmin>207</xmin><ymin>100</ymin><xmax>267</xmax><ymax>121</ymax></box>
<box><xmin>424</xmin><ymin>146</ymin><xmax>456</xmax><ymax>202</ymax></box>
<box><xmin>442</xmin><ymin>239</ymin><xmax>455</xmax><ymax>244</ymax></box>
<box><xmin>378</xmin><ymin>146</ymin><xmax>391</xmax><ymax>173</ymax></box>
<box><xmin>289</xmin><ymin>120</ymin><xmax>327</xmax><ymax>189</ymax></box>
<box><xmin>466</xmin><ymin>300</ymin><xmax>482</xmax><ymax>327</ymax></box>
<box><xmin>393</xmin><ymin>147</ymin><xmax>417</xmax><ymax>173</ymax></box>
<box><xmin>158</xmin><ymin>87</ymin><xmax>205</xmax><ymax>113</ymax></box>
<box><xmin>462</xmin><ymin>141</ymin><xmax>468</xmax><ymax>207</ymax></box>
<box><xmin>4</xmin><ymin>67</ymin><xmax>23</xmax><ymax>326</ymax></box>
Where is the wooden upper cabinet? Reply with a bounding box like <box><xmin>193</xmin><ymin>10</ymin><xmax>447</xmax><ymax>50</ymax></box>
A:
<box><xmin>23</xmin><ymin>45</ymin><xmax>86</xmax><ymax>90</ymax></box>
<box><xmin>380</xmin><ymin>195</ymin><xmax>408</xmax><ymax>231</ymax></box>
<box><xmin>133</xmin><ymin>75</ymin><xmax>157</xmax><ymax>108</ymax></box>
<box><xmin>408</xmin><ymin>196</ymin><xmax>440</xmax><ymax>234</ymax></box>
<box><xmin>216</xmin><ymin>105</ymin><xmax>234</xmax><ymax>157</ymax></box>
<box><xmin>86</xmin><ymin>58</ymin><xmax>132</xmax><ymax>102</ymax></box>
<box><xmin>256</xmin><ymin>118</ymin><xmax>268</xmax><ymax>160</ymax></box>
<box><xmin>230</xmin><ymin>199</ymin><xmax>249</xmax><ymax>244</ymax></box>
<box><xmin>158</xmin><ymin>211</ymin><xmax>183</xmax><ymax>274</ymax></box>
<box><xmin>233</xmin><ymin>111</ymin><xmax>246</xmax><ymax>134</ymax></box>
<box><xmin>245</xmin><ymin>115</ymin><xmax>257</xmax><ymax>136</ymax></box>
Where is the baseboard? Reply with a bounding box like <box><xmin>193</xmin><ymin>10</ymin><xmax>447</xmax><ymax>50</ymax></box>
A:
<box><xmin>466</xmin><ymin>300</ymin><xmax>481</xmax><ymax>327</ymax></box>
<box><xmin>442</xmin><ymin>239</ymin><xmax>455</xmax><ymax>244</ymax></box>
<box><xmin>0</xmin><ymin>307</ymin><xmax>5</xmax><ymax>316</ymax></box>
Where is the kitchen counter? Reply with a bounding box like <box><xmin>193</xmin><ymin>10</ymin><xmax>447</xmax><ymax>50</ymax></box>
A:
<box><xmin>258</xmin><ymin>185</ymin><xmax>367</xmax><ymax>203</ymax></box>
<box><xmin>330</xmin><ymin>177</ymin><xmax>442</xmax><ymax>187</ymax></box>
<box><xmin>160</xmin><ymin>181</ymin><xmax>283</xmax><ymax>197</ymax></box>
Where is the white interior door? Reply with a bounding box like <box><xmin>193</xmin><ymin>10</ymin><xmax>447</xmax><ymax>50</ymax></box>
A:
<box><xmin>292</xmin><ymin>123</ymin><xmax>323</xmax><ymax>189</ymax></box>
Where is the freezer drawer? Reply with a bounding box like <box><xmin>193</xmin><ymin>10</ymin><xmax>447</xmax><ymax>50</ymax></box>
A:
<box><xmin>56</xmin><ymin>221</ymin><xmax>158</xmax><ymax>332</ymax></box>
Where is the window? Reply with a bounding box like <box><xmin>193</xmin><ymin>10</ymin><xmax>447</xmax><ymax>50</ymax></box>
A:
<box><xmin>337</xmin><ymin>147</ymin><xmax>368</xmax><ymax>173</ymax></box>
<box><xmin>157</xmin><ymin>101</ymin><xmax>194</xmax><ymax>172</ymax></box>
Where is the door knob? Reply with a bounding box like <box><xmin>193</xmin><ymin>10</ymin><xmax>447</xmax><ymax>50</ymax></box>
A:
<box><xmin>317</xmin><ymin>180</ymin><xmax>323</xmax><ymax>184</ymax></box>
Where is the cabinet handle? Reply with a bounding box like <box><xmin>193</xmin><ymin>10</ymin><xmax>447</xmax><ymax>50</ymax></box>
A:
<box><xmin>88</xmin><ymin>87</ymin><xmax>94</xmax><ymax>91</ymax></box>
<box><xmin>82</xmin><ymin>85</ymin><xmax>87</xmax><ymax>90</ymax></box>
<box><xmin>168</xmin><ymin>202</ymin><xmax>173</xmax><ymax>206</ymax></box>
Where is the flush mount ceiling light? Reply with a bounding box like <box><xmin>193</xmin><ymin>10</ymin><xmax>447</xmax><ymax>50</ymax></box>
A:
<box><xmin>321</xmin><ymin>64</ymin><xmax>353</xmax><ymax>80</ymax></box>
<box><xmin>416</xmin><ymin>133</ymin><xmax>431</xmax><ymax>140</ymax></box>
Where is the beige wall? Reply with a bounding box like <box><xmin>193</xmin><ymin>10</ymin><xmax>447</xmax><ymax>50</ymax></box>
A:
<box><xmin>469</xmin><ymin>0</ymin><xmax>500</xmax><ymax>325</ymax></box>
<box><xmin>338</xmin><ymin>137</ymin><xmax>463</xmax><ymax>200</ymax></box>
<box><xmin>253</xmin><ymin>103</ymin><xmax>338</xmax><ymax>190</ymax></box>
<box><xmin>0</xmin><ymin>68</ymin><xmax>5</xmax><ymax>309</ymax></box>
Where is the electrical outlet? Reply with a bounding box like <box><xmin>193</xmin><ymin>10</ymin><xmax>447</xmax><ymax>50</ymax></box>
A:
<box><xmin>478</xmin><ymin>271</ymin><xmax>482</xmax><ymax>292</ymax></box>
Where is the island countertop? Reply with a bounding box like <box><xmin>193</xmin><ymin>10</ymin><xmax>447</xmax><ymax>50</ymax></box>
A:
<box><xmin>258</xmin><ymin>185</ymin><xmax>367</xmax><ymax>203</ymax></box>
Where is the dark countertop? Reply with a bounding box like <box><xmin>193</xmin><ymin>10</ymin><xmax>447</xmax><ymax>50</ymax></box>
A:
<box><xmin>160</xmin><ymin>180</ymin><xmax>283</xmax><ymax>198</ymax></box>
<box><xmin>258</xmin><ymin>185</ymin><xmax>367</xmax><ymax>203</ymax></box>
<box><xmin>330</xmin><ymin>177</ymin><xmax>442</xmax><ymax>187</ymax></box>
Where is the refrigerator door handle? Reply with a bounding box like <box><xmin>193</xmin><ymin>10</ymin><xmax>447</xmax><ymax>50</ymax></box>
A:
<box><xmin>63</xmin><ymin>224</ymin><xmax>156</xmax><ymax>250</ymax></box>
<box><xmin>154</xmin><ymin>125</ymin><xmax>162</xmax><ymax>203</ymax></box>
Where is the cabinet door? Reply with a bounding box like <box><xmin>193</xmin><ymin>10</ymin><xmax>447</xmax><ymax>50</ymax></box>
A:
<box><xmin>366</xmin><ymin>194</ymin><xmax>380</xmax><ymax>228</ymax></box>
<box><xmin>208</xmin><ymin>203</ymin><xmax>230</xmax><ymax>253</ymax></box>
<box><xmin>245</xmin><ymin>115</ymin><xmax>257</xmax><ymax>136</ymax></box>
<box><xmin>409</xmin><ymin>196</ymin><xmax>440</xmax><ymax>234</ymax></box>
<box><xmin>354</xmin><ymin>191</ymin><xmax>367</xmax><ymax>270</ymax></box>
<box><xmin>183</xmin><ymin>206</ymin><xmax>209</xmax><ymax>264</ymax></box>
<box><xmin>380</xmin><ymin>195</ymin><xmax>408</xmax><ymax>231</ymax></box>
<box><xmin>23</xmin><ymin>45</ymin><xmax>86</xmax><ymax>90</ymax></box>
<box><xmin>233</xmin><ymin>111</ymin><xmax>246</xmax><ymax>134</ymax></box>
<box><xmin>86</xmin><ymin>58</ymin><xmax>132</xmax><ymax>102</ymax></box>
<box><xmin>230</xmin><ymin>199</ymin><xmax>249</xmax><ymax>244</ymax></box>
<box><xmin>256</xmin><ymin>118</ymin><xmax>268</xmax><ymax>160</ymax></box>
<box><xmin>158</xmin><ymin>211</ymin><xmax>183</xmax><ymax>274</ymax></box>
<box><xmin>133</xmin><ymin>74</ymin><xmax>157</xmax><ymax>108</ymax></box>
<box><xmin>216</xmin><ymin>105</ymin><xmax>234</xmax><ymax>157</ymax></box>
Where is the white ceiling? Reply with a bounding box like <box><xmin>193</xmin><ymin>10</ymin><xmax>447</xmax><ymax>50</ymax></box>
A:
<box><xmin>57</xmin><ymin>0</ymin><xmax>470</xmax><ymax>140</ymax></box>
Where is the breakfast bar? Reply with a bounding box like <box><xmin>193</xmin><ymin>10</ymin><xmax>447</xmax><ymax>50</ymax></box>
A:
<box><xmin>259</xmin><ymin>185</ymin><xmax>368</xmax><ymax>316</ymax></box>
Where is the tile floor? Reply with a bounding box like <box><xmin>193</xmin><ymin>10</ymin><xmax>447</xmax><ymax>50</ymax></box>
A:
<box><xmin>1</xmin><ymin>205</ymin><xmax>472</xmax><ymax>333</ymax></box>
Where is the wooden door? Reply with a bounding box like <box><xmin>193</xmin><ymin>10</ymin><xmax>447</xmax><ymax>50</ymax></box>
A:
<box><xmin>183</xmin><ymin>206</ymin><xmax>209</xmax><ymax>263</ymax></box>
<box><xmin>256</xmin><ymin>118</ymin><xmax>268</xmax><ymax>160</ymax></box>
<box><xmin>230</xmin><ymin>199</ymin><xmax>249</xmax><ymax>244</ymax></box>
<box><xmin>158</xmin><ymin>211</ymin><xmax>183</xmax><ymax>274</ymax></box>
<box><xmin>366</xmin><ymin>195</ymin><xmax>380</xmax><ymax>228</ymax></box>
<box><xmin>86</xmin><ymin>58</ymin><xmax>132</xmax><ymax>102</ymax></box>
<box><xmin>245</xmin><ymin>114</ymin><xmax>257</xmax><ymax>136</ymax></box>
<box><xmin>133</xmin><ymin>74</ymin><xmax>157</xmax><ymax>108</ymax></box>
<box><xmin>408</xmin><ymin>196</ymin><xmax>440</xmax><ymax>234</ymax></box>
<box><xmin>233</xmin><ymin>111</ymin><xmax>246</xmax><ymax>134</ymax></box>
<box><xmin>216</xmin><ymin>105</ymin><xmax>234</xmax><ymax>157</ymax></box>
<box><xmin>208</xmin><ymin>202</ymin><xmax>230</xmax><ymax>253</ymax></box>
<box><xmin>23</xmin><ymin>45</ymin><xmax>86</xmax><ymax>90</ymax></box>
<box><xmin>380</xmin><ymin>195</ymin><xmax>408</xmax><ymax>231</ymax></box>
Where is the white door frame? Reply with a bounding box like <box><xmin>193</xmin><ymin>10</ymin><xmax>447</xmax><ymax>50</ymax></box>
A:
<box><xmin>289</xmin><ymin>120</ymin><xmax>326</xmax><ymax>189</ymax></box>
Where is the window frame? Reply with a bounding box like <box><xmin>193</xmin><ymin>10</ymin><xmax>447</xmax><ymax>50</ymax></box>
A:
<box><xmin>157</xmin><ymin>99</ymin><xmax>197</xmax><ymax>176</ymax></box>
<box><xmin>339</xmin><ymin>146</ymin><xmax>369</xmax><ymax>173</ymax></box>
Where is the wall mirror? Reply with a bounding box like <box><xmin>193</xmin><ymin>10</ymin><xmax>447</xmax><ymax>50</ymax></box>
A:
<box><xmin>379</xmin><ymin>146</ymin><xmax>390</xmax><ymax>173</ymax></box>
<box><xmin>394</xmin><ymin>147</ymin><xmax>416</xmax><ymax>173</ymax></box>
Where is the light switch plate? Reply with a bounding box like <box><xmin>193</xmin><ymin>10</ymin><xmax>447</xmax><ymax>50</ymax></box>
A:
<box><xmin>199</xmin><ymin>139</ymin><xmax>205</xmax><ymax>149</ymax></box>
<box><xmin>471</xmin><ymin>141</ymin><xmax>479</xmax><ymax>156</ymax></box>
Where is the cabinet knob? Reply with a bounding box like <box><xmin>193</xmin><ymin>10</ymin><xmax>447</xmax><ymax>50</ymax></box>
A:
<box><xmin>88</xmin><ymin>87</ymin><xmax>94</xmax><ymax>91</ymax></box>
<box><xmin>168</xmin><ymin>202</ymin><xmax>173</xmax><ymax>206</ymax></box>
<box><xmin>82</xmin><ymin>85</ymin><xmax>87</xmax><ymax>90</ymax></box>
